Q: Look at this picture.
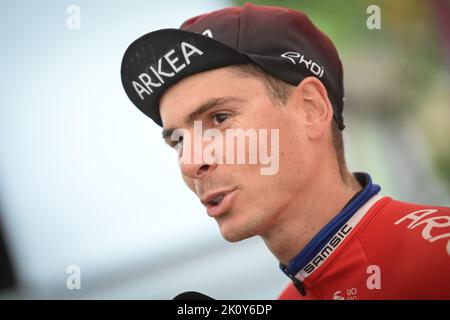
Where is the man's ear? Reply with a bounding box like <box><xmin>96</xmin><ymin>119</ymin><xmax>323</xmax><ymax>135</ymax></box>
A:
<box><xmin>293</xmin><ymin>76</ymin><xmax>334</xmax><ymax>139</ymax></box>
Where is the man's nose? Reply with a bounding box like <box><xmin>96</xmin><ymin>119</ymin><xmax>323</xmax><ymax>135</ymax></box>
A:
<box><xmin>181</xmin><ymin>161</ymin><xmax>217</xmax><ymax>180</ymax></box>
<box><xmin>179</xmin><ymin>140</ymin><xmax>218</xmax><ymax>180</ymax></box>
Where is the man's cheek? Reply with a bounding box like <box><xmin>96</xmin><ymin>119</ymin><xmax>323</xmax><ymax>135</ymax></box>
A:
<box><xmin>182</xmin><ymin>175</ymin><xmax>196</xmax><ymax>193</ymax></box>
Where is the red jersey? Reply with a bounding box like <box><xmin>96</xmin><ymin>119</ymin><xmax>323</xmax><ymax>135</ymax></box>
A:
<box><xmin>279</xmin><ymin>174</ymin><xmax>450</xmax><ymax>300</ymax></box>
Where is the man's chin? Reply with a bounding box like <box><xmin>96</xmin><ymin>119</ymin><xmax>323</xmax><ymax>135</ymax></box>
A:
<box><xmin>220</xmin><ymin>232</ymin><xmax>247</xmax><ymax>243</ymax></box>
<box><xmin>218</xmin><ymin>222</ymin><xmax>257</xmax><ymax>243</ymax></box>
<box><xmin>216</xmin><ymin>210</ymin><xmax>263</xmax><ymax>242</ymax></box>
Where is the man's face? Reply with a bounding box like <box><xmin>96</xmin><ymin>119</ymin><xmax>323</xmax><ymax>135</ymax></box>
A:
<box><xmin>160</xmin><ymin>67</ymin><xmax>314</xmax><ymax>242</ymax></box>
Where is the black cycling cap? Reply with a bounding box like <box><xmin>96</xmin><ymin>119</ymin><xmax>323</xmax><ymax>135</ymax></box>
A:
<box><xmin>121</xmin><ymin>3</ymin><xmax>345</xmax><ymax>130</ymax></box>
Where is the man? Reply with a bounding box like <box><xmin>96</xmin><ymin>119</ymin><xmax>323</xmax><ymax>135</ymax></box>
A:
<box><xmin>121</xmin><ymin>3</ymin><xmax>450</xmax><ymax>299</ymax></box>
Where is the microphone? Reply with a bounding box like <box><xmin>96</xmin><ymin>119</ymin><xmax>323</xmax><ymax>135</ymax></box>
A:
<box><xmin>173</xmin><ymin>291</ymin><xmax>215</xmax><ymax>300</ymax></box>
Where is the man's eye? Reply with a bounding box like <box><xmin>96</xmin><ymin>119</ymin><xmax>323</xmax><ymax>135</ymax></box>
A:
<box><xmin>170</xmin><ymin>135</ymin><xmax>183</xmax><ymax>149</ymax></box>
<box><xmin>212</xmin><ymin>113</ymin><xmax>230</xmax><ymax>125</ymax></box>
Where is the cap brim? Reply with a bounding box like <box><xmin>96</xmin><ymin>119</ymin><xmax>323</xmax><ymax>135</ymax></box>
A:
<box><xmin>121</xmin><ymin>29</ymin><xmax>249</xmax><ymax>126</ymax></box>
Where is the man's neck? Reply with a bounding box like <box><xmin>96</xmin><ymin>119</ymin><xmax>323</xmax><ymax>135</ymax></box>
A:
<box><xmin>261</xmin><ymin>170</ymin><xmax>362</xmax><ymax>266</ymax></box>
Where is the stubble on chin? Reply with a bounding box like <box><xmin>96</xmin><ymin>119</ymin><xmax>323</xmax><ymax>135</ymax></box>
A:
<box><xmin>217</xmin><ymin>209</ymin><xmax>265</xmax><ymax>243</ymax></box>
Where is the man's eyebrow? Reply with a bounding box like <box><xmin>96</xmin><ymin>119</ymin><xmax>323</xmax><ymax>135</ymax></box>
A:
<box><xmin>161</xmin><ymin>97</ymin><xmax>245</xmax><ymax>140</ymax></box>
<box><xmin>184</xmin><ymin>97</ymin><xmax>244</xmax><ymax>125</ymax></box>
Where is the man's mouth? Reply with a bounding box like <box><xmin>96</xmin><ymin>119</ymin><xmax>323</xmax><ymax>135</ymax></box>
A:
<box><xmin>208</xmin><ymin>194</ymin><xmax>225</xmax><ymax>206</ymax></box>
<box><xmin>201</xmin><ymin>189</ymin><xmax>237</xmax><ymax>217</ymax></box>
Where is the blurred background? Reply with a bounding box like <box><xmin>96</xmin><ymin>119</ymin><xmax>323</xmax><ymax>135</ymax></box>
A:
<box><xmin>0</xmin><ymin>0</ymin><xmax>448</xmax><ymax>299</ymax></box>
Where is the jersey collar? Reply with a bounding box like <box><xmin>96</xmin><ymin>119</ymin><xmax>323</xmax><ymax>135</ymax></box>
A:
<box><xmin>280</xmin><ymin>172</ymin><xmax>381</xmax><ymax>280</ymax></box>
